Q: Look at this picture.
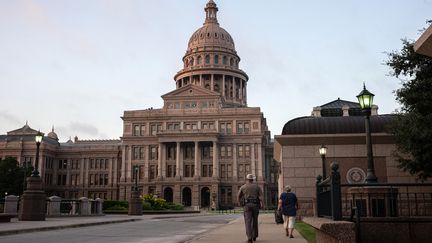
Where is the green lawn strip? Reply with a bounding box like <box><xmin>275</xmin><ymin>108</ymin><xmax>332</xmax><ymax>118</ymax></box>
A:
<box><xmin>295</xmin><ymin>222</ymin><xmax>316</xmax><ymax>243</ymax></box>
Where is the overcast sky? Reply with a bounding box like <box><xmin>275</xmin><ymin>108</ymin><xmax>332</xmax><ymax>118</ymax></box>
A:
<box><xmin>0</xmin><ymin>0</ymin><xmax>430</xmax><ymax>141</ymax></box>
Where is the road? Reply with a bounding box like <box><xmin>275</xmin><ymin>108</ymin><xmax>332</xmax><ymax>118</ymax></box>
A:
<box><xmin>0</xmin><ymin>214</ymin><xmax>241</xmax><ymax>243</ymax></box>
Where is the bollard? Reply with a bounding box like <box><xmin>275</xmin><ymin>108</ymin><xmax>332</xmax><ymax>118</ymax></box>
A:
<box><xmin>4</xmin><ymin>195</ymin><xmax>19</xmax><ymax>215</ymax></box>
<box><xmin>47</xmin><ymin>196</ymin><xmax>62</xmax><ymax>216</ymax></box>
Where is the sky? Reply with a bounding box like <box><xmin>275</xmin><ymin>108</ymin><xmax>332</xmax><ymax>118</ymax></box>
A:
<box><xmin>0</xmin><ymin>0</ymin><xmax>431</xmax><ymax>142</ymax></box>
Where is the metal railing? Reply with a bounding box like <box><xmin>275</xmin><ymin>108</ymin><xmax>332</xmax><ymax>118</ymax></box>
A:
<box><xmin>316</xmin><ymin>162</ymin><xmax>432</xmax><ymax>219</ymax></box>
<box><xmin>60</xmin><ymin>200</ymin><xmax>81</xmax><ymax>215</ymax></box>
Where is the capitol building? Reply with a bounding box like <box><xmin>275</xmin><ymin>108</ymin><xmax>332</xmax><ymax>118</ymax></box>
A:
<box><xmin>0</xmin><ymin>1</ymin><xmax>278</xmax><ymax>209</ymax></box>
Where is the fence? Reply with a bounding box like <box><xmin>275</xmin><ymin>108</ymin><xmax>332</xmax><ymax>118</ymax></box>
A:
<box><xmin>316</xmin><ymin>162</ymin><xmax>432</xmax><ymax>219</ymax></box>
<box><xmin>1</xmin><ymin>195</ymin><xmax>103</xmax><ymax>217</ymax></box>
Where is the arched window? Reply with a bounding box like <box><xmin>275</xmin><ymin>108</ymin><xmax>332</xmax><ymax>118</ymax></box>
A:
<box><xmin>214</xmin><ymin>55</ymin><xmax>219</xmax><ymax>64</ymax></box>
<box><xmin>205</xmin><ymin>55</ymin><xmax>210</xmax><ymax>64</ymax></box>
<box><xmin>197</xmin><ymin>56</ymin><xmax>202</xmax><ymax>64</ymax></box>
<box><xmin>230</xmin><ymin>58</ymin><xmax>234</xmax><ymax>67</ymax></box>
<box><xmin>214</xmin><ymin>84</ymin><xmax>220</xmax><ymax>92</ymax></box>
<box><xmin>222</xmin><ymin>56</ymin><xmax>227</xmax><ymax>65</ymax></box>
<box><xmin>190</xmin><ymin>57</ymin><xmax>194</xmax><ymax>66</ymax></box>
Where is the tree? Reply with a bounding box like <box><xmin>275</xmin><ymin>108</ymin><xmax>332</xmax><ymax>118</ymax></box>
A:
<box><xmin>0</xmin><ymin>157</ymin><xmax>32</xmax><ymax>196</ymax></box>
<box><xmin>386</xmin><ymin>35</ymin><xmax>432</xmax><ymax>180</ymax></box>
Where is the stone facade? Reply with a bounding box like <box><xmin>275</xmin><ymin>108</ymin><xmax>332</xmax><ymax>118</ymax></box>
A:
<box><xmin>0</xmin><ymin>1</ymin><xmax>277</xmax><ymax>209</ymax></box>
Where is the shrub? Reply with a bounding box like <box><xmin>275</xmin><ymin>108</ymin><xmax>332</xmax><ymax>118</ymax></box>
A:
<box><xmin>166</xmin><ymin>203</ymin><xmax>184</xmax><ymax>211</ymax></box>
<box><xmin>103</xmin><ymin>200</ymin><xmax>128</xmax><ymax>210</ymax></box>
<box><xmin>106</xmin><ymin>205</ymin><xmax>127</xmax><ymax>211</ymax></box>
<box><xmin>142</xmin><ymin>202</ymin><xmax>152</xmax><ymax>210</ymax></box>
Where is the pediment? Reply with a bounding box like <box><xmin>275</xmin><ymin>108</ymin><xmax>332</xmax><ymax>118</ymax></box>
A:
<box><xmin>162</xmin><ymin>84</ymin><xmax>220</xmax><ymax>99</ymax></box>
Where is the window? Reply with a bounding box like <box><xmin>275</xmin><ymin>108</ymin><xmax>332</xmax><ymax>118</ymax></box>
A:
<box><xmin>184</xmin><ymin>144</ymin><xmax>195</xmax><ymax>160</ymax></box>
<box><xmin>150</xmin><ymin>146</ymin><xmax>158</xmax><ymax>160</ymax></box>
<box><xmin>184</xmin><ymin>122</ymin><xmax>197</xmax><ymax>130</ymax></box>
<box><xmin>205</xmin><ymin>55</ymin><xmax>210</xmax><ymax>64</ymax></box>
<box><xmin>133</xmin><ymin>147</ymin><xmax>140</xmax><ymax>160</ymax></box>
<box><xmin>201</xmin><ymin>144</ymin><xmax>212</xmax><ymax>159</ymax></box>
<box><xmin>166</xmin><ymin>145</ymin><xmax>176</xmax><ymax>160</ymax></box>
<box><xmin>220</xmin><ymin>164</ymin><xmax>232</xmax><ymax>179</ymax></box>
<box><xmin>167</xmin><ymin>165</ymin><xmax>176</xmax><ymax>178</ymax></box>
<box><xmin>149</xmin><ymin>165</ymin><xmax>158</xmax><ymax>179</ymax></box>
<box><xmin>230</xmin><ymin>58</ymin><xmax>234</xmax><ymax>67</ymax></box>
<box><xmin>139</xmin><ymin>147</ymin><xmax>144</xmax><ymax>159</ymax></box>
<box><xmin>202</xmin><ymin>121</ymin><xmax>215</xmax><ymax>130</ymax></box>
<box><xmin>150</xmin><ymin>123</ymin><xmax>162</xmax><ymax>136</ymax></box>
<box><xmin>167</xmin><ymin>122</ymin><xmax>180</xmax><ymax>130</ymax></box>
<box><xmin>184</xmin><ymin>164</ymin><xmax>195</xmax><ymax>177</ymax></box>
<box><xmin>237</xmin><ymin>121</ymin><xmax>250</xmax><ymax>134</ymax></box>
<box><xmin>219</xmin><ymin>121</ymin><xmax>232</xmax><ymax>134</ymax></box>
<box><xmin>202</xmin><ymin>164</ymin><xmax>213</xmax><ymax>177</ymax></box>
<box><xmin>223</xmin><ymin>56</ymin><xmax>227</xmax><ymax>65</ymax></box>
<box><xmin>238</xmin><ymin>145</ymin><xmax>243</xmax><ymax>157</ymax></box>
<box><xmin>197</xmin><ymin>56</ymin><xmax>202</xmax><ymax>64</ymax></box>
<box><xmin>133</xmin><ymin>125</ymin><xmax>140</xmax><ymax>136</ymax></box>
<box><xmin>245</xmin><ymin>145</ymin><xmax>250</xmax><ymax>157</ymax></box>
<box><xmin>139</xmin><ymin>165</ymin><xmax>145</xmax><ymax>179</ymax></box>
<box><xmin>214</xmin><ymin>55</ymin><xmax>219</xmax><ymax>64</ymax></box>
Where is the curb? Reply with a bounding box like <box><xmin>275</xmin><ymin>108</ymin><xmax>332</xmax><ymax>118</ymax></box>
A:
<box><xmin>0</xmin><ymin>218</ymin><xmax>141</xmax><ymax>236</ymax></box>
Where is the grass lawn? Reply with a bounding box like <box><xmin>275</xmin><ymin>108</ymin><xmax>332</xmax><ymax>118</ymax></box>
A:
<box><xmin>295</xmin><ymin>222</ymin><xmax>316</xmax><ymax>243</ymax></box>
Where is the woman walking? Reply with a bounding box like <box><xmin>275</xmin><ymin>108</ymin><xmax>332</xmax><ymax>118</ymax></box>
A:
<box><xmin>277</xmin><ymin>185</ymin><xmax>298</xmax><ymax>238</ymax></box>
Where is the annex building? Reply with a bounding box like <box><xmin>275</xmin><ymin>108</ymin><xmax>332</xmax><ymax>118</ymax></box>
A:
<box><xmin>0</xmin><ymin>1</ymin><xmax>277</xmax><ymax>209</ymax></box>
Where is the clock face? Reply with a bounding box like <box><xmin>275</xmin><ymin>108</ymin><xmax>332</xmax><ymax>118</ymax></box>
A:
<box><xmin>346</xmin><ymin>167</ymin><xmax>366</xmax><ymax>184</ymax></box>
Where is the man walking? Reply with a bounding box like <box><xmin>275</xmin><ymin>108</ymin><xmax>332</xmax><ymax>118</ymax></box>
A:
<box><xmin>237</xmin><ymin>174</ymin><xmax>263</xmax><ymax>243</ymax></box>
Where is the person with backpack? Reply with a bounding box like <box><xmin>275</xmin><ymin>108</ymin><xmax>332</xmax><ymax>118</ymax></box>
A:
<box><xmin>277</xmin><ymin>185</ymin><xmax>299</xmax><ymax>238</ymax></box>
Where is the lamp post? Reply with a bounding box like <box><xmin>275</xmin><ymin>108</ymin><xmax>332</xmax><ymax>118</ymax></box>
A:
<box><xmin>319</xmin><ymin>145</ymin><xmax>328</xmax><ymax>179</ymax></box>
<box><xmin>32</xmin><ymin>131</ymin><xmax>43</xmax><ymax>177</ymax></box>
<box><xmin>357</xmin><ymin>84</ymin><xmax>378</xmax><ymax>183</ymax></box>
<box><xmin>133</xmin><ymin>165</ymin><xmax>139</xmax><ymax>191</ymax></box>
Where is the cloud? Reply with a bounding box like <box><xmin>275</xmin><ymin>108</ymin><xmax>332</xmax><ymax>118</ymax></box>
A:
<box><xmin>69</xmin><ymin>122</ymin><xmax>99</xmax><ymax>136</ymax></box>
<box><xmin>0</xmin><ymin>111</ymin><xmax>22</xmax><ymax>125</ymax></box>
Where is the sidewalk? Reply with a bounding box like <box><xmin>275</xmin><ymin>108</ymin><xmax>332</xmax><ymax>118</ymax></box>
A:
<box><xmin>186</xmin><ymin>213</ymin><xmax>308</xmax><ymax>243</ymax></box>
<box><xmin>0</xmin><ymin>215</ymin><xmax>143</xmax><ymax>236</ymax></box>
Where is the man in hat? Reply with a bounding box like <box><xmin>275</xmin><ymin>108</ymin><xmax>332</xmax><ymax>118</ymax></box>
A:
<box><xmin>237</xmin><ymin>174</ymin><xmax>263</xmax><ymax>243</ymax></box>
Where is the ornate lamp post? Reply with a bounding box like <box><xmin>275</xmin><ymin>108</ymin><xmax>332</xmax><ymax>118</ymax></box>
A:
<box><xmin>133</xmin><ymin>165</ymin><xmax>139</xmax><ymax>191</ymax></box>
<box><xmin>357</xmin><ymin>84</ymin><xmax>378</xmax><ymax>183</ymax></box>
<box><xmin>32</xmin><ymin>131</ymin><xmax>43</xmax><ymax>177</ymax></box>
<box><xmin>19</xmin><ymin>130</ymin><xmax>46</xmax><ymax>221</ymax></box>
<box><xmin>128</xmin><ymin>165</ymin><xmax>142</xmax><ymax>215</ymax></box>
<box><xmin>319</xmin><ymin>145</ymin><xmax>328</xmax><ymax>179</ymax></box>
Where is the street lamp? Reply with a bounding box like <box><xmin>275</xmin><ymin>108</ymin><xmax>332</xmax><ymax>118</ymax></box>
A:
<box><xmin>357</xmin><ymin>84</ymin><xmax>377</xmax><ymax>183</ymax></box>
<box><xmin>319</xmin><ymin>145</ymin><xmax>328</xmax><ymax>179</ymax></box>
<box><xmin>32</xmin><ymin>131</ymin><xmax>43</xmax><ymax>177</ymax></box>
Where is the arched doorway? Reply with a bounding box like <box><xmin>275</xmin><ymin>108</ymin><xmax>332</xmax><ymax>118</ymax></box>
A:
<box><xmin>201</xmin><ymin>187</ymin><xmax>210</xmax><ymax>208</ymax></box>
<box><xmin>182</xmin><ymin>187</ymin><xmax>192</xmax><ymax>206</ymax></box>
<box><xmin>164</xmin><ymin>187</ymin><xmax>173</xmax><ymax>203</ymax></box>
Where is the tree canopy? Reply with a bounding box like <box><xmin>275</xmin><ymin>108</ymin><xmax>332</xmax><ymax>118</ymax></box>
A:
<box><xmin>386</xmin><ymin>36</ymin><xmax>432</xmax><ymax>180</ymax></box>
<box><xmin>0</xmin><ymin>157</ymin><xmax>32</xmax><ymax>197</ymax></box>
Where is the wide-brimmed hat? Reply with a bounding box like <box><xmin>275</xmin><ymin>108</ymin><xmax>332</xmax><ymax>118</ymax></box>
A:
<box><xmin>246</xmin><ymin>174</ymin><xmax>254</xmax><ymax>180</ymax></box>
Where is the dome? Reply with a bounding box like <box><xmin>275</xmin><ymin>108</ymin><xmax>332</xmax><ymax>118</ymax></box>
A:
<box><xmin>186</xmin><ymin>0</ymin><xmax>236</xmax><ymax>54</ymax></box>
<box><xmin>188</xmin><ymin>24</ymin><xmax>235</xmax><ymax>52</ymax></box>
<box><xmin>282</xmin><ymin>115</ymin><xmax>395</xmax><ymax>135</ymax></box>
<box><xmin>47</xmin><ymin>126</ymin><xmax>59</xmax><ymax>141</ymax></box>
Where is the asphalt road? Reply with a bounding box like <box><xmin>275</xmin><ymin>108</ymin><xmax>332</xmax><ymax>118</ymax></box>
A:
<box><xmin>0</xmin><ymin>214</ymin><xmax>241</xmax><ymax>243</ymax></box>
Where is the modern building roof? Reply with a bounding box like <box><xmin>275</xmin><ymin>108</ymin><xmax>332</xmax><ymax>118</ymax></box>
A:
<box><xmin>414</xmin><ymin>24</ymin><xmax>432</xmax><ymax>58</ymax></box>
<box><xmin>282</xmin><ymin>114</ymin><xmax>395</xmax><ymax>135</ymax></box>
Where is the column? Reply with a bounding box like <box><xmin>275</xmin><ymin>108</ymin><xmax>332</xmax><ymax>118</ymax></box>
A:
<box><xmin>257</xmin><ymin>144</ymin><xmax>263</xmax><ymax>181</ymax></box>
<box><xmin>121</xmin><ymin>147</ymin><xmax>126</xmax><ymax>182</ymax></box>
<box><xmin>222</xmin><ymin>75</ymin><xmax>226</xmax><ymax>97</ymax></box>
<box><xmin>84</xmin><ymin>158</ymin><xmax>89</xmax><ymax>187</ymax></box>
<box><xmin>108</xmin><ymin>158</ymin><xmax>113</xmax><ymax>185</ymax></box>
<box><xmin>161</xmin><ymin>143</ymin><xmax>166</xmax><ymax>178</ymax></box>
<box><xmin>200</xmin><ymin>74</ymin><xmax>203</xmax><ymax>87</ymax></box>
<box><xmin>113</xmin><ymin>157</ymin><xmax>118</xmax><ymax>185</ymax></box>
<box><xmin>239</xmin><ymin>79</ymin><xmax>243</xmax><ymax>104</ymax></box>
<box><xmin>144</xmin><ymin>145</ymin><xmax>149</xmax><ymax>179</ymax></box>
<box><xmin>244</xmin><ymin>81</ymin><xmax>247</xmax><ymax>104</ymax></box>
<box><xmin>179</xmin><ymin>144</ymin><xmax>184</xmax><ymax>177</ymax></box>
<box><xmin>158</xmin><ymin>143</ymin><xmax>162</xmax><ymax>178</ymax></box>
<box><xmin>212</xmin><ymin>141</ymin><xmax>219</xmax><ymax>178</ymax></box>
<box><xmin>233</xmin><ymin>78</ymin><xmax>236</xmax><ymax>100</ymax></box>
<box><xmin>233</xmin><ymin>143</ymin><xmax>238</xmax><ymax>179</ymax></box>
<box><xmin>211</xmin><ymin>74</ymin><xmax>214</xmax><ymax>91</ymax></box>
<box><xmin>127</xmin><ymin>147</ymin><xmax>132</xmax><ymax>182</ymax></box>
<box><xmin>79</xmin><ymin>157</ymin><xmax>84</xmax><ymax>185</ymax></box>
<box><xmin>176</xmin><ymin>142</ymin><xmax>181</xmax><ymax>177</ymax></box>
<box><xmin>251</xmin><ymin>143</ymin><xmax>256</xmax><ymax>176</ymax></box>
<box><xmin>194</xmin><ymin>142</ymin><xmax>200</xmax><ymax>177</ymax></box>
